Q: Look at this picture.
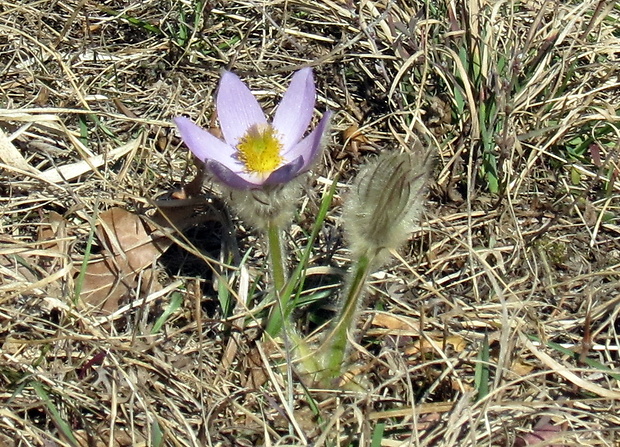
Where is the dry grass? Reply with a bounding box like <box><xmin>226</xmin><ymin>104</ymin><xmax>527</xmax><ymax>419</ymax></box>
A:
<box><xmin>1</xmin><ymin>0</ymin><xmax>620</xmax><ymax>446</ymax></box>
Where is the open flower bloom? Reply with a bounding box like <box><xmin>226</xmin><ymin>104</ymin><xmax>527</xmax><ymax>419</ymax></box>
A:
<box><xmin>174</xmin><ymin>68</ymin><xmax>331</xmax><ymax>190</ymax></box>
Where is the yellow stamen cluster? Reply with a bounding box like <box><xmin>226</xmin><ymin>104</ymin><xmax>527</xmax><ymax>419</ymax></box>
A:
<box><xmin>236</xmin><ymin>124</ymin><xmax>283</xmax><ymax>174</ymax></box>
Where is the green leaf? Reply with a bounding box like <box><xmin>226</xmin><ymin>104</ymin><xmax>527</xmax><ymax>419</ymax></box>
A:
<box><xmin>527</xmin><ymin>334</ymin><xmax>620</xmax><ymax>381</ymax></box>
<box><xmin>570</xmin><ymin>166</ymin><xmax>582</xmax><ymax>185</ymax></box>
<box><xmin>216</xmin><ymin>250</ymin><xmax>236</xmax><ymax>318</ymax></box>
<box><xmin>99</xmin><ymin>7</ymin><xmax>164</xmax><ymax>36</ymax></box>
<box><xmin>151</xmin><ymin>292</ymin><xmax>184</xmax><ymax>334</ymax></box>
<box><xmin>486</xmin><ymin>169</ymin><xmax>499</xmax><ymax>194</ymax></box>
<box><xmin>474</xmin><ymin>334</ymin><xmax>490</xmax><ymax>401</ymax></box>
<box><xmin>74</xmin><ymin>208</ymin><xmax>98</xmax><ymax>305</ymax></box>
<box><xmin>152</xmin><ymin>418</ymin><xmax>164</xmax><ymax>447</ymax></box>
<box><xmin>371</xmin><ymin>422</ymin><xmax>385</xmax><ymax>447</ymax></box>
<box><xmin>31</xmin><ymin>381</ymin><xmax>80</xmax><ymax>447</ymax></box>
<box><xmin>78</xmin><ymin>115</ymin><xmax>88</xmax><ymax>147</ymax></box>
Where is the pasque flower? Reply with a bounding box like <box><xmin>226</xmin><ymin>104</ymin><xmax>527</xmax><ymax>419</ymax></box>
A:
<box><xmin>174</xmin><ymin>68</ymin><xmax>331</xmax><ymax>190</ymax></box>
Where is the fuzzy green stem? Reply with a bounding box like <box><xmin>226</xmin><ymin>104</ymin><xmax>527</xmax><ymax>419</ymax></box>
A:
<box><xmin>265</xmin><ymin>178</ymin><xmax>338</xmax><ymax>338</ymax></box>
<box><xmin>265</xmin><ymin>220</ymin><xmax>288</xmax><ymax>336</ymax></box>
<box><xmin>320</xmin><ymin>251</ymin><xmax>374</xmax><ymax>382</ymax></box>
<box><xmin>267</xmin><ymin>220</ymin><xmax>286</xmax><ymax>292</ymax></box>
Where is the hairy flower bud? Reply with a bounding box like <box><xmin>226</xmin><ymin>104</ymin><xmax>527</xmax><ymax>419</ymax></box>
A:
<box><xmin>226</xmin><ymin>177</ymin><xmax>304</xmax><ymax>230</ymax></box>
<box><xmin>343</xmin><ymin>149</ymin><xmax>431</xmax><ymax>264</ymax></box>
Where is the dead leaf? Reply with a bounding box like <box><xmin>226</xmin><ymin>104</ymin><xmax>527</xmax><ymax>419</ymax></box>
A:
<box><xmin>38</xmin><ymin>211</ymin><xmax>67</xmax><ymax>253</ymax></box>
<box><xmin>511</xmin><ymin>359</ymin><xmax>535</xmax><ymax>376</ymax></box>
<box><xmin>372</xmin><ymin>313</ymin><xmax>422</xmax><ymax>333</ymax></box>
<box><xmin>338</xmin><ymin>123</ymin><xmax>373</xmax><ymax>160</ymax></box>
<box><xmin>32</xmin><ymin>197</ymin><xmax>206</xmax><ymax>315</ymax></box>
<box><xmin>112</xmin><ymin>98</ymin><xmax>139</xmax><ymax>119</ymax></box>
<box><xmin>0</xmin><ymin>431</ymin><xmax>14</xmax><ymax>447</ymax></box>
<box><xmin>515</xmin><ymin>418</ymin><xmax>565</xmax><ymax>447</ymax></box>
<box><xmin>404</xmin><ymin>338</ymin><xmax>437</xmax><ymax>355</ymax></box>
<box><xmin>373</xmin><ymin>313</ymin><xmax>469</xmax><ymax>354</ymax></box>
<box><xmin>73</xmin><ymin>427</ymin><xmax>146</xmax><ymax>447</ymax></box>
<box><xmin>241</xmin><ymin>347</ymin><xmax>269</xmax><ymax>389</ymax></box>
<box><xmin>77</xmin><ymin>207</ymin><xmax>172</xmax><ymax>314</ymax></box>
<box><xmin>0</xmin><ymin>231</ymin><xmax>69</xmax><ymax>299</ymax></box>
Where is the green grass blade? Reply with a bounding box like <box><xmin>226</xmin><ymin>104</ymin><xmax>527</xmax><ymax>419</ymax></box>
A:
<box><xmin>370</xmin><ymin>422</ymin><xmax>385</xmax><ymax>447</ymax></box>
<box><xmin>474</xmin><ymin>334</ymin><xmax>490</xmax><ymax>401</ymax></box>
<box><xmin>99</xmin><ymin>7</ymin><xmax>164</xmax><ymax>36</ymax></box>
<box><xmin>78</xmin><ymin>115</ymin><xmax>88</xmax><ymax>147</ymax></box>
<box><xmin>287</xmin><ymin>177</ymin><xmax>339</xmax><ymax>308</ymax></box>
<box><xmin>31</xmin><ymin>381</ymin><xmax>79</xmax><ymax>447</ymax></box>
<box><xmin>152</xmin><ymin>418</ymin><xmax>164</xmax><ymax>447</ymax></box>
<box><xmin>527</xmin><ymin>334</ymin><xmax>620</xmax><ymax>381</ymax></box>
<box><xmin>74</xmin><ymin>208</ymin><xmax>98</xmax><ymax>305</ymax></box>
<box><xmin>151</xmin><ymin>292</ymin><xmax>184</xmax><ymax>334</ymax></box>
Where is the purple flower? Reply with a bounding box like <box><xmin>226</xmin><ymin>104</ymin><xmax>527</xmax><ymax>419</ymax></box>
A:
<box><xmin>174</xmin><ymin>68</ymin><xmax>331</xmax><ymax>190</ymax></box>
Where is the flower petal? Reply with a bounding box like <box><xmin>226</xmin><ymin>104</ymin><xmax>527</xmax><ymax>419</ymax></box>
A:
<box><xmin>206</xmin><ymin>160</ymin><xmax>263</xmax><ymax>190</ymax></box>
<box><xmin>272</xmin><ymin>67</ymin><xmax>316</xmax><ymax>151</ymax></box>
<box><xmin>217</xmin><ymin>71</ymin><xmax>267</xmax><ymax>146</ymax></box>
<box><xmin>264</xmin><ymin>156</ymin><xmax>304</xmax><ymax>186</ymax></box>
<box><xmin>174</xmin><ymin>116</ymin><xmax>237</xmax><ymax>167</ymax></box>
<box><xmin>283</xmin><ymin>111</ymin><xmax>331</xmax><ymax>172</ymax></box>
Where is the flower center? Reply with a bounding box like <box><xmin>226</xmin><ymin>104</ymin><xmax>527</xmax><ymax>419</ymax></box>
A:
<box><xmin>236</xmin><ymin>124</ymin><xmax>283</xmax><ymax>174</ymax></box>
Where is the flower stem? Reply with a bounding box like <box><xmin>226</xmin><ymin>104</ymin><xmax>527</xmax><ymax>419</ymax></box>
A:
<box><xmin>320</xmin><ymin>251</ymin><xmax>374</xmax><ymax>382</ymax></box>
<box><xmin>265</xmin><ymin>178</ymin><xmax>338</xmax><ymax>338</ymax></box>
<box><xmin>267</xmin><ymin>220</ymin><xmax>286</xmax><ymax>291</ymax></box>
<box><xmin>265</xmin><ymin>220</ymin><xmax>288</xmax><ymax>337</ymax></box>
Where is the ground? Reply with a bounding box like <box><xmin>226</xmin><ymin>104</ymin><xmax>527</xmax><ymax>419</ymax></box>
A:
<box><xmin>1</xmin><ymin>1</ymin><xmax>619</xmax><ymax>446</ymax></box>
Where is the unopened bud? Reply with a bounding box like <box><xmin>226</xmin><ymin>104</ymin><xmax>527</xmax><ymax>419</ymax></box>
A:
<box><xmin>343</xmin><ymin>149</ymin><xmax>431</xmax><ymax>263</ymax></box>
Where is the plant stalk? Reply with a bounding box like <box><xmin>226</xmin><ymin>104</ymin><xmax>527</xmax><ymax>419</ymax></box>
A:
<box><xmin>320</xmin><ymin>251</ymin><xmax>374</xmax><ymax>381</ymax></box>
<box><xmin>265</xmin><ymin>220</ymin><xmax>288</xmax><ymax>336</ymax></box>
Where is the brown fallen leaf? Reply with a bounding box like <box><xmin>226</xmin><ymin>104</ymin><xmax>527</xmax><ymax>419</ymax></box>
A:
<box><xmin>73</xmin><ymin>427</ymin><xmax>146</xmax><ymax>447</ymax></box>
<box><xmin>372</xmin><ymin>313</ymin><xmax>468</xmax><ymax>351</ymax></box>
<box><xmin>38</xmin><ymin>210</ymin><xmax>67</xmax><ymax>253</ymax></box>
<box><xmin>77</xmin><ymin>207</ymin><xmax>172</xmax><ymax>314</ymax></box>
<box><xmin>0</xmin><ymin>431</ymin><xmax>14</xmax><ymax>447</ymax></box>
<box><xmin>338</xmin><ymin>123</ymin><xmax>373</xmax><ymax>160</ymax></box>
<box><xmin>372</xmin><ymin>312</ymin><xmax>422</xmax><ymax>333</ymax></box>
<box><xmin>515</xmin><ymin>418</ymin><xmax>565</xmax><ymax>447</ymax></box>
<box><xmin>35</xmin><ymin>192</ymin><xmax>216</xmax><ymax>315</ymax></box>
<box><xmin>241</xmin><ymin>346</ymin><xmax>269</xmax><ymax>389</ymax></box>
